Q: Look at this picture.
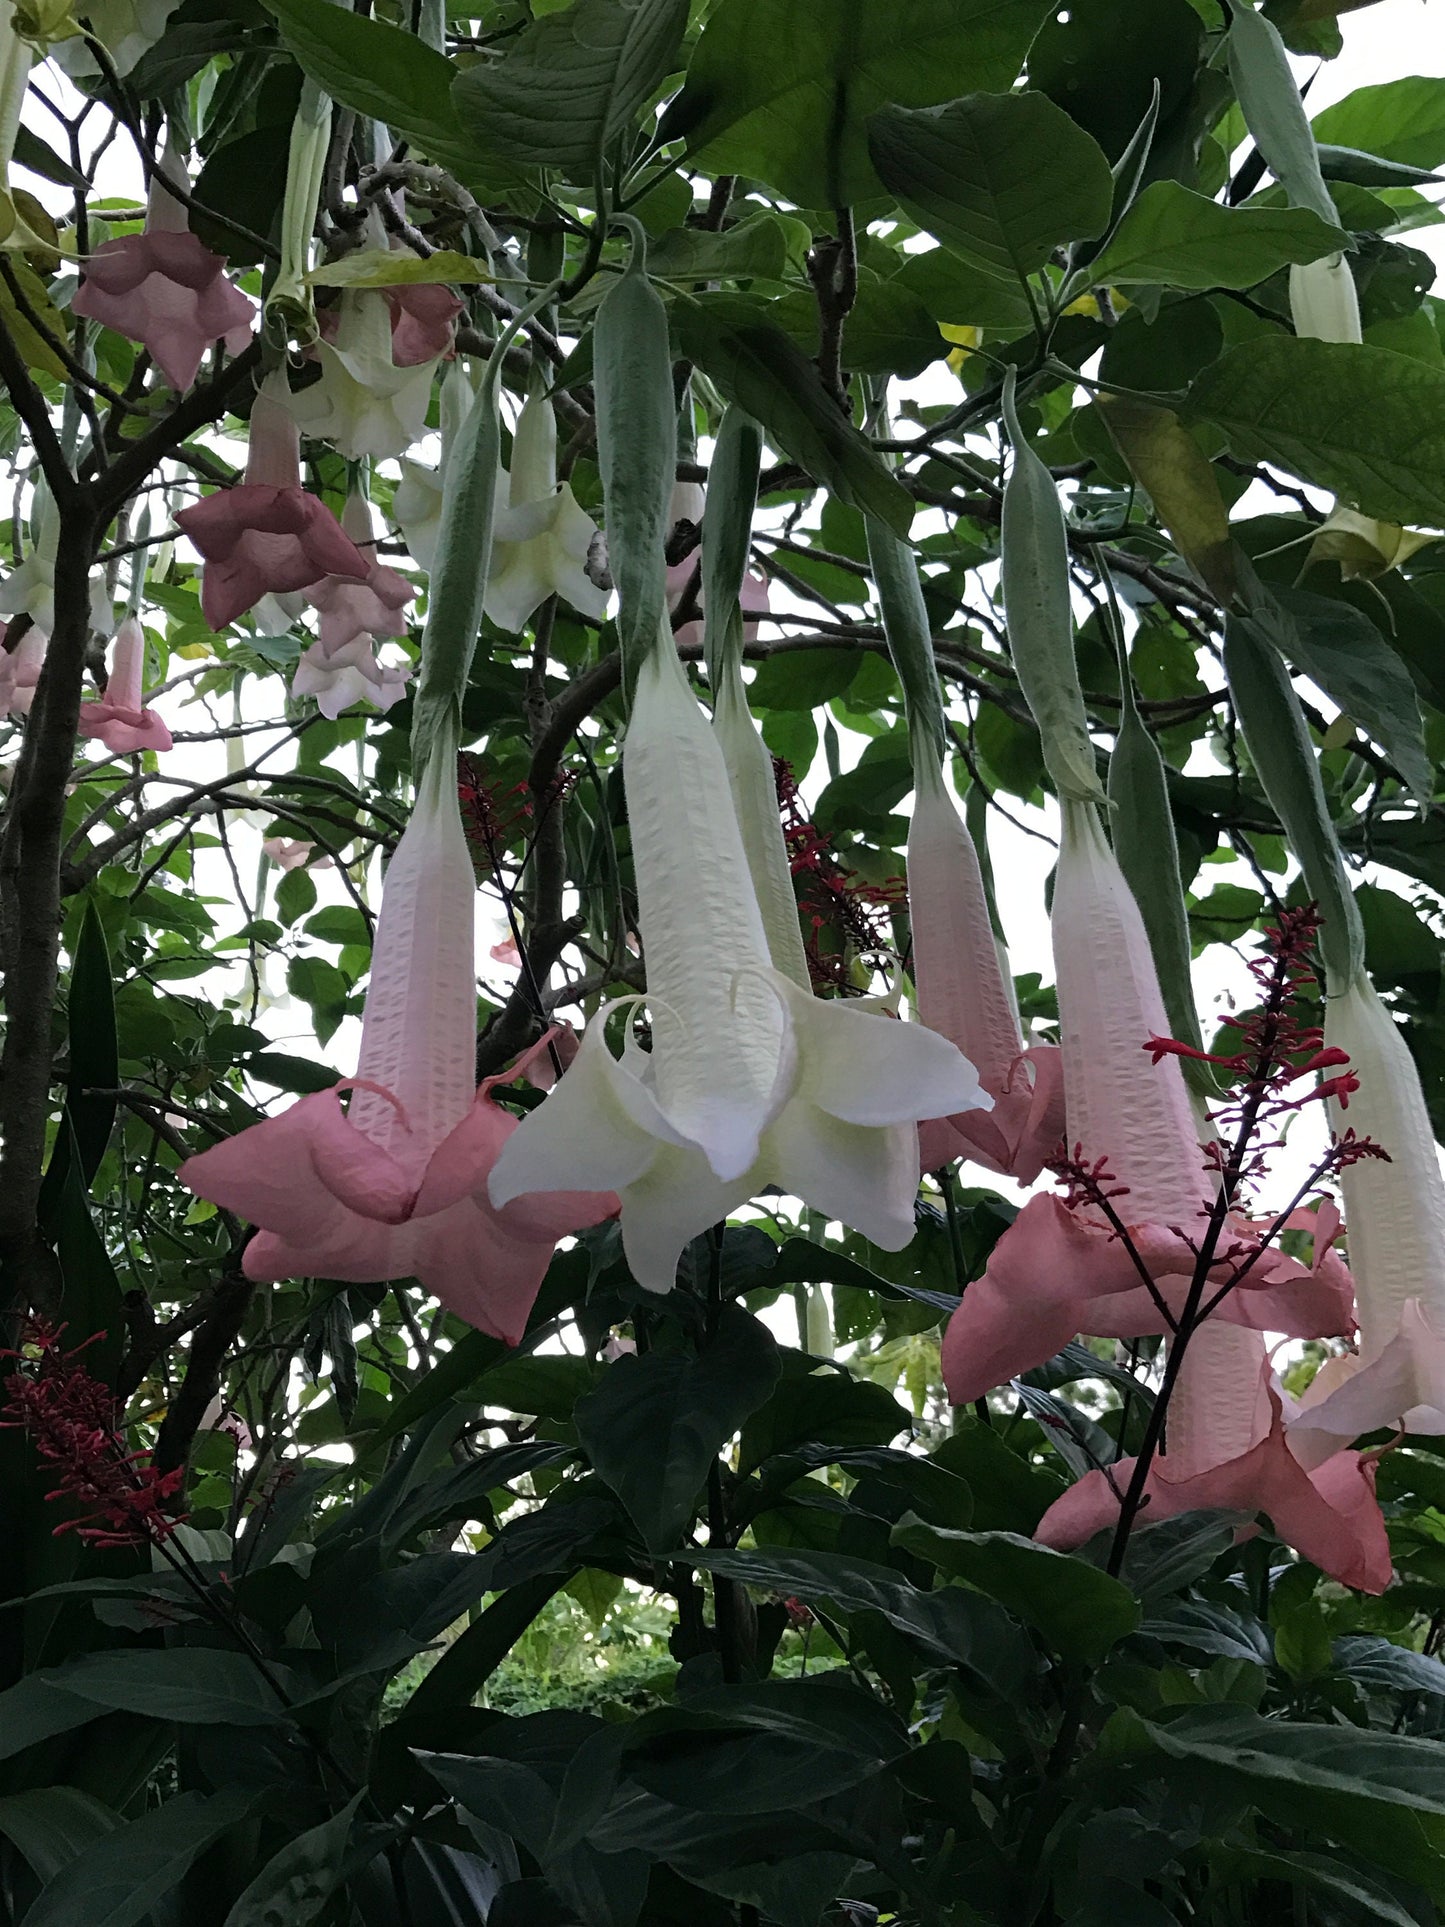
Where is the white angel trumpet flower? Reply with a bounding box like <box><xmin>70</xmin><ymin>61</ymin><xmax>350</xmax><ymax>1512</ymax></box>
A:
<box><xmin>711</xmin><ymin>652</ymin><xmax>812</xmax><ymax>990</ymax></box>
<box><xmin>483</xmin><ymin>381</ymin><xmax>609</xmax><ymax>634</ymax></box>
<box><xmin>1291</xmin><ymin>971</ymin><xmax>1445</xmax><ymax>1455</ymax></box>
<box><xmin>0</xmin><ymin>489</ymin><xmax>115</xmax><ymax>639</ymax></box>
<box><xmin>395</xmin><ymin>362</ymin><xmax>472</xmax><ymax>575</ymax></box>
<box><xmin>491</xmin><ymin>637</ymin><xmax>989</xmax><ymax>1292</ymax></box>
<box><xmin>1289</xmin><ymin>254</ymin><xmax>1362</xmax><ymax>346</ymax></box>
<box><xmin>285</xmin><ymin>290</ymin><xmax>436</xmax><ymax>462</ymax></box>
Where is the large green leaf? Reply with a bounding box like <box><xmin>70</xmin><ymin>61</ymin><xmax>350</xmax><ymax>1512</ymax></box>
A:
<box><xmin>1186</xmin><ymin>338</ymin><xmax>1445</xmax><ymax>526</ymax></box>
<box><xmin>739</xmin><ymin>1361</ymin><xmax>910</xmax><ymax>1472</ymax></box>
<box><xmin>670</xmin><ymin>295</ymin><xmax>913</xmax><ymax>532</ymax></box>
<box><xmin>262</xmin><ymin>0</ymin><xmax>482</xmax><ymax>183</ymax></box>
<box><xmin>1090</xmin><ymin>182</ymin><xmax>1347</xmax><ymax>289</ymax></box>
<box><xmin>1111</xmin><ymin>1706</ymin><xmax>1445</xmax><ymax>1899</ymax></box>
<box><xmin>0</xmin><ymin>1788</ymin><xmax>119</xmax><ymax>1883</ymax></box>
<box><xmin>619</xmin><ymin>1677</ymin><xmax>910</xmax><ymax>1814</ymax></box>
<box><xmin>1212</xmin><ymin>1847</ymin><xmax>1422</xmax><ymax>1927</ymax></box>
<box><xmin>690</xmin><ymin>1547</ymin><xmax>1039</xmax><ymax>1697</ymax></box>
<box><xmin>25</xmin><ymin>1790</ymin><xmax>258</xmax><ymax>1927</ymax></box>
<box><xmin>1312</xmin><ymin>77</ymin><xmax>1445</xmax><ymax>170</ymax></box>
<box><xmin>222</xmin><ymin>1794</ymin><xmax>367</xmax><ymax>1927</ymax></box>
<box><xmin>576</xmin><ymin>1306</ymin><xmax>781</xmax><ymax>1550</ymax></box>
<box><xmin>868</xmin><ymin>92</ymin><xmax>1112</xmax><ymax>287</ymax></box>
<box><xmin>1334</xmin><ymin>1635</ymin><xmax>1445</xmax><ymax>1699</ymax></box>
<box><xmin>890</xmin><ymin>1519</ymin><xmax>1140</xmax><ymax>1664</ymax></box>
<box><xmin>452</xmin><ymin>0</ymin><xmax>688</xmax><ymax>182</ymax></box>
<box><xmin>1264</xmin><ymin>585</ymin><xmax>1431</xmax><ymax>801</ymax></box>
<box><xmin>0</xmin><ymin>1675</ymin><xmax>111</xmax><ymax>1763</ymax></box>
<box><xmin>49</xmin><ymin>1649</ymin><xmax>292</xmax><ymax>1728</ymax></box>
<box><xmin>660</xmin><ymin>0</ymin><xmax>1055</xmax><ymax>208</ymax></box>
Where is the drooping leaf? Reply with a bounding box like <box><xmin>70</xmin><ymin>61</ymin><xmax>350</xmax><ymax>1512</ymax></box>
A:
<box><xmin>660</xmin><ymin>0</ymin><xmax>1056</xmax><ymax>208</ymax></box>
<box><xmin>1187</xmin><ymin>337</ymin><xmax>1445</xmax><ymax>527</ymax></box>
<box><xmin>670</xmin><ymin>295</ymin><xmax>913</xmax><ymax>533</ymax></box>
<box><xmin>0</xmin><ymin>1787</ymin><xmax>120</xmax><ymax>1883</ymax></box>
<box><xmin>868</xmin><ymin>92</ymin><xmax>1112</xmax><ymax>288</ymax></box>
<box><xmin>47</xmin><ymin>1649</ymin><xmax>292</xmax><ymax>1728</ymax></box>
<box><xmin>452</xmin><ymin>0</ymin><xmax>689</xmax><ymax>182</ymax></box>
<box><xmin>24</xmin><ymin>1790</ymin><xmax>259</xmax><ymax>1927</ymax></box>
<box><xmin>890</xmin><ymin>1518</ymin><xmax>1140</xmax><ymax>1663</ymax></box>
<box><xmin>308</xmin><ymin>249</ymin><xmax>494</xmax><ymax>289</ymax></box>
<box><xmin>1265</xmin><ymin>585</ymin><xmax>1432</xmax><ymax>801</ymax></box>
<box><xmin>1090</xmin><ymin>181</ymin><xmax>1347</xmax><ymax>289</ymax></box>
<box><xmin>1311</xmin><ymin>76</ymin><xmax>1445</xmax><ymax>170</ymax></box>
<box><xmin>576</xmin><ymin>1306</ymin><xmax>782</xmax><ymax>1549</ymax></box>
<box><xmin>222</xmin><ymin>1794</ymin><xmax>368</xmax><ymax>1927</ymax></box>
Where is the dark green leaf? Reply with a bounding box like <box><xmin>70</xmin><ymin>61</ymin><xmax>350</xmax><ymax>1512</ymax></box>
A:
<box><xmin>577</xmin><ymin>1306</ymin><xmax>781</xmax><ymax>1549</ymax></box>
<box><xmin>662</xmin><ymin>0</ymin><xmax>1054</xmax><ymax>207</ymax></box>
<box><xmin>52</xmin><ymin>1649</ymin><xmax>292</xmax><ymax>1727</ymax></box>
<box><xmin>453</xmin><ymin>0</ymin><xmax>688</xmax><ymax>181</ymax></box>
<box><xmin>890</xmin><ymin>1518</ymin><xmax>1140</xmax><ymax>1662</ymax></box>
<box><xmin>25</xmin><ymin>1790</ymin><xmax>258</xmax><ymax>1927</ymax></box>
<box><xmin>1090</xmin><ymin>182</ymin><xmax>1347</xmax><ymax>290</ymax></box>
<box><xmin>868</xmin><ymin>91</ymin><xmax>1112</xmax><ymax>285</ymax></box>
<box><xmin>1266</xmin><ymin>586</ymin><xmax>1431</xmax><ymax>801</ymax></box>
<box><xmin>0</xmin><ymin>1788</ymin><xmax>119</xmax><ymax>1884</ymax></box>
<box><xmin>1212</xmin><ymin>1846</ymin><xmax>1423</xmax><ymax>1927</ymax></box>
<box><xmin>670</xmin><ymin>295</ymin><xmax>913</xmax><ymax>533</ymax></box>
<box><xmin>1312</xmin><ymin>77</ymin><xmax>1445</xmax><ymax>170</ymax></box>
<box><xmin>1334</xmin><ymin>1635</ymin><xmax>1445</xmax><ymax>1699</ymax></box>
<box><xmin>1186</xmin><ymin>338</ymin><xmax>1445</xmax><ymax>527</ymax></box>
<box><xmin>245</xmin><ymin>1052</ymin><xmax>341</xmax><ymax>1093</ymax></box>
<box><xmin>739</xmin><ymin>1363</ymin><xmax>910</xmax><ymax>1473</ymax></box>
<box><xmin>690</xmin><ymin>1546</ymin><xmax>1039</xmax><ymax>1696</ymax></box>
<box><xmin>222</xmin><ymin>1793</ymin><xmax>366</xmax><ymax>1926</ymax></box>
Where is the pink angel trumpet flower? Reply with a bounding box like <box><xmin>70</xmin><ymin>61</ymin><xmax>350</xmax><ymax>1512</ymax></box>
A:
<box><xmin>942</xmin><ymin>800</ymin><xmax>1353</xmax><ymax>1406</ymax></box>
<box><xmin>490</xmin><ymin>634</ymin><xmax>991</xmax><ymax>1294</ymax></box>
<box><xmin>484</xmin><ymin>379</ymin><xmax>609</xmax><ymax>634</ymax></box>
<box><xmin>1036</xmin><ymin>1320</ymin><xmax>1390</xmax><ymax>1593</ymax></box>
<box><xmin>0</xmin><ymin>622</ymin><xmax>45</xmax><ymax>717</ymax></box>
<box><xmin>77</xmin><ymin>618</ymin><xmax>172</xmax><ymax>754</ymax></box>
<box><xmin>908</xmin><ymin>759</ymin><xmax>1064</xmax><ymax>1182</ymax></box>
<box><xmin>384</xmin><ymin>282</ymin><xmax>463</xmax><ymax>367</ymax></box>
<box><xmin>175</xmin><ymin>376</ymin><xmax>368</xmax><ymax>632</ymax></box>
<box><xmin>182</xmin><ymin>732</ymin><xmax>617</xmax><ymax>1344</ymax></box>
<box><xmin>291</xmin><ymin>635</ymin><xmax>412</xmax><ymax>720</ymax></box>
<box><xmin>1289</xmin><ymin>970</ymin><xmax>1445</xmax><ymax>1462</ymax></box>
<box><xmin>305</xmin><ymin>494</ymin><xmax>414</xmax><ymax>651</ymax></box>
<box><xmin>261</xmin><ymin>837</ymin><xmax>332</xmax><ymax>872</ymax></box>
<box><xmin>72</xmin><ymin>141</ymin><xmax>254</xmax><ymax>394</ymax></box>
<box><xmin>665</xmin><ymin>484</ymin><xmax>771</xmax><ymax>650</ymax></box>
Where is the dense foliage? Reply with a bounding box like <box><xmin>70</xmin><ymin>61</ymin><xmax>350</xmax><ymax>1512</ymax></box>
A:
<box><xmin>2</xmin><ymin>0</ymin><xmax>1445</xmax><ymax>1921</ymax></box>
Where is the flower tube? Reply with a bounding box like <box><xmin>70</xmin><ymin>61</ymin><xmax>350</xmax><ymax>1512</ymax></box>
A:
<box><xmin>78</xmin><ymin>617</ymin><xmax>172</xmax><ymax>753</ymax></box>
<box><xmin>941</xmin><ymin>802</ymin><xmax>1352</xmax><ymax>1405</ymax></box>
<box><xmin>182</xmin><ymin>716</ymin><xmax>615</xmax><ymax>1343</ymax></box>
<box><xmin>490</xmin><ymin>630</ymin><xmax>989</xmax><ymax>1293</ymax></box>
<box><xmin>1036</xmin><ymin>1319</ymin><xmax>1391</xmax><ymax>1593</ymax></box>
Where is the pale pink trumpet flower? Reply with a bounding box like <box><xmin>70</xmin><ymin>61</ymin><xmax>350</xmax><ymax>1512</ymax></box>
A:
<box><xmin>1037</xmin><ymin>1319</ymin><xmax>1391</xmax><ymax>1593</ymax></box>
<box><xmin>0</xmin><ymin>622</ymin><xmax>45</xmax><ymax>717</ymax></box>
<box><xmin>182</xmin><ymin>731</ymin><xmax>615</xmax><ymax>1343</ymax></box>
<box><xmin>1290</xmin><ymin>972</ymin><xmax>1445</xmax><ymax>1458</ymax></box>
<box><xmin>176</xmin><ymin>376</ymin><xmax>368</xmax><ymax>631</ymax></box>
<box><xmin>942</xmin><ymin>802</ymin><xmax>1353</xmax><ymax>1405</ymax></box>
<box><xmin>77</xmin><ymin>617</ymin><xmax>172</xmax><ymax>753</ymax></box>
<box><xmin>72</xmin><ymin>141</ymin><xmax>254</xmax><ymax>394</ymax></box>
<box><xmin>908</xmin><ymin>760</ymin><xmax>1064</xmax><ymax>1182</ymax></box>
<box><xmin>293</xmin><ymin>494</ymin><xmax>414</xmax><ymax>718</ymax></box>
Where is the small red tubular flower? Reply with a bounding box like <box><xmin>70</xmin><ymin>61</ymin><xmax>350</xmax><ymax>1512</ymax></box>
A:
<box><xmin>1</xmin><ymin>1322</ymin><xmax>186</xmax><ymax>1547</ymax></box>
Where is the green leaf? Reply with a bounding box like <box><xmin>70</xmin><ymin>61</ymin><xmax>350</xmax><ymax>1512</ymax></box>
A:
<box><xmin>275</xmin><ymin>865</ymin><xmax>317</xmax><ymax>927</ymax></box>
<box><xmin>1312</xmin><ymin>77</ymin><xmax>1445</xmax><ymax>170</ymax></box>
<box><xmin>1111</xmin><ymin>1706</ymin><xmax>1445</xmax><ymax>1900</ymax></box>
<box><xmin>452</xmin><ymin>0</ymin><xmax>689</xmax><ymax>181</ymax></box>
<box><xmin>1212</xmin><ymin>1847</ymin><xmax>1423</xmax><ymax>1927</ymax></box>
<box><xmin>670</xmin><ymin>295</ymin><xmax>913</xmax><ymax>533</ymax></box>
<box><xmin>222</xmin><ymin>1793</ymin><xmax>366</xmax><ymax>1927</ymax></box>
<box><xmin>868</xmin><ymin>91</ymin><xmax>1112</xmax><ymax>287</ymax></box>
<box><xmin>690</xmin><ymin>1547</ymin><xmax>1039</xmax><ymax>1698</ymax></box>
<box><xmin>739</xmin><ymin>1362</ymin><xmax>910</xmax><ymax>1472</ymax></box>
<box><xmin>309</xmin><ymin>248</ymin><xmax>494</xmax><ymax>288</ymax></box>
<box><xmin>647</xmin><ymin>211</ymin><xmax>801</xmax><ymax>284</ymax></box>
<box><xmin>1334</xmin><ymin>1635</ymin><xmax>1445</xmax><ymax>1699</ymax></box>
<box><xmin>52</xmin><ymin>1649</ymin><xmax>291</xmax><ymax>1727</ymax></box>
<box><xmin>262</xmin><ymin>0</ymin><xmax>481</xmax><ymax>183</ymax></box>
<box><xmin>575</xmin><ymin>1306</ymin><xmax>781</xmax><ymax>1550</ymax></box>
<box><xmin>1267</xmin><ymin>586</ymin><xmax>1431</xmax><ymax>801</ymax></box>
<box><xmin>0</xmin><ymin>1788</ymin><xmax>119</xmax><ymax>1883</ymax></box>
<box><xmin>1090</xmin><ymin>181</ymin><xmax>1348</xmax><ymax>289</ymax></box>
<box><xmin>245</xmin><ymin>1052</ymin><xmax>341</xmax><ymax>1093</ymax></box>
<box><xmin>1186</xmin><ymin>338</ymin><xmax>1445</xmax><ymax>527</ymax></box>
<box><xmin>0</xmin><ymin>1676</ymin><xmax>111</xmax><ymax>1763</ymax></box>
<box><xmin>620</xmin><ymin>1677</ymin><xmax>910</xmax><ymax>1813</ymax></box>
<box><xmin>890</xmin><ymin>1518</ymin><xmax>1140</xmax><ymax>1663</ymax></box>
<box><xmin>661</xmin><ymin>0</ymin><xmax>1055</xmax><ymax>208</ymax></box>
<box><xmin>24</xmin><ymin>1790</ymin><xmax>258</xmax><ymax>1927</ymax></box>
